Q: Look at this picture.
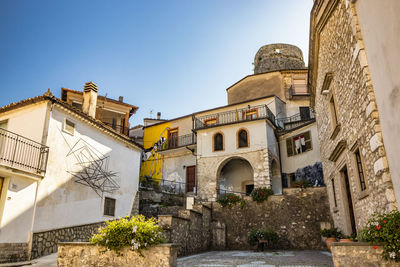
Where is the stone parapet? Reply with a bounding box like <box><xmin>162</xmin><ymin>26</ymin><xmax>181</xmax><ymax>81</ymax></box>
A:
<box><xmin>331</xmin><ymin>242</ymin><xmax>400</xmax><ymax>267</ymax></box>
<box><xmin>57</xmin><ymin>242</ymin><xmax>177</xmax><ymax>267</ymax></box>
<box><xmin>0</xmin><ymin>243</ymin><xmax>29</xmax><ymax>263</ymax></box>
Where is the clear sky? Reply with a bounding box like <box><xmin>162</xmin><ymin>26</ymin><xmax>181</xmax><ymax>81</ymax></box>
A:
<box><xmin>0</xmin><ymin>0</ymin><xmax>313</xmax><ymax>126</ymax></box>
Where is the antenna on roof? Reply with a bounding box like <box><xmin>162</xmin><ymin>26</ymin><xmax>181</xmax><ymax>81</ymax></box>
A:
<box><xmin>149</xmin><ymin>109</ymin><xmax>154</xmax><ymax>118</ymax></box>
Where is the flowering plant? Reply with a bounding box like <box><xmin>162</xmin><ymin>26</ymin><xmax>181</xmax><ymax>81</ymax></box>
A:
<box><xmin>217</xmin><ymin>193</ymin><xmax>242</xmax><ymax>207</ymax></box>
<box><xmin>291</xmin><ymin>179</ymin><xmax>312</xmax><ymax>189</ymax></box>
<box><xmin>90</xmin><ymin>215</ymin><xmax>165</xmax><ymax>254</ymax></box>
<box><xmin>358</xmin><ymin>210</ymin><xmax>400</xmax><ymax>262</ymax></box>
<box><xmin>250</xmin><ymin>187</ymin><xmax>273</xmax><ymax>203</ymax></box>
<box><xmin>248</xmin><ymin>228</ymin><xmax>279</xmax><ymax>247</ymax></box>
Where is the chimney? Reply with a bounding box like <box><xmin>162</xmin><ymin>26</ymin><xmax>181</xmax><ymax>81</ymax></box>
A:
<box><xmin>157</xmin><ymin>112</ymin><xmax>161</xmax><ymax>120</ymax></box>
<box><xmin>82</xmin><ymin>82</ymin><xmax>98</xmax><ymax>118</ymax></box>
<box><xmin>118</xmin><ymin>96</ymin><xmax>124</xmax><ymax>102</ymax></box>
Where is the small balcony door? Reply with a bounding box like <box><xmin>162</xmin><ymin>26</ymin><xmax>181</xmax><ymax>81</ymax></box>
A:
<box><xmin>299</xmin><ymin>107</ymin><xmax>310</xmax><ymax>120</ymax></box>
<box><xmin>186</xmin><ymin>165</ymin><xmax>196</xmax><ymax>193</ymax></box>
<box><xmin>167</xmin><ymin>128</ymin><xmax>179</xmax><ymax>149</ymax></box>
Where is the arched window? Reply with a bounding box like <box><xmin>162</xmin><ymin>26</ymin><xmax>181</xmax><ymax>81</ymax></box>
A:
<box><xmin>213</xmin><ymin>132</ymin><xmax>224</xmax><ymax>151</ymax></box>
<box><xmin>237</xmin><ymin>129</ymin><xmax>249</xmax><ymax>148</ymax></box>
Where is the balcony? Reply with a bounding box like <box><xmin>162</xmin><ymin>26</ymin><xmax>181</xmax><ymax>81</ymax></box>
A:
<box><xmin>159</xmin><ymin>133</ymin><xmax>196</xmax><ymax>152</ymax></box>
<box><xmin>194</xmin><ymin>104</ymin><xmax>276</xmax><ymax>130</ymax></box>
<box><xmin>276</xmin><ymin>108</ymin><xmax>316</xmax><ymax>133</ymax></box>
<box><xmin>0</xmin><ymin>128</ymin><xmax>49</xmax><ymax>175</ymax></box>
<box><xmin>102</xmin><ymin>122</ymin><xmax>130</xmax><ymax>137</ymax></box>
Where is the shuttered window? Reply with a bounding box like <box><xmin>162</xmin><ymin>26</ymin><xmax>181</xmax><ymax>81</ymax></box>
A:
<box><xmin>104</xmin><ymin>197</ymin><xmax>116</xmax><ymax>216</ymax></box>
<box><xmin>214</xmin><ymin>133</ymin><xmax>224</xmax><ymax>151</ymax></box>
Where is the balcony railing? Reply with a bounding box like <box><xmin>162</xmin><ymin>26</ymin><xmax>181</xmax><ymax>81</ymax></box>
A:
<box><xmin>0</xmin><ymin>128</ymin><xmax>49</xmax><ymax>174</ymax></box>
<box><xmin>194</xmin><ymin>104</ymin><xmax>276</xmax><ymax>130</ymax></box>
<box><xmin>102</xmin><ymin>122</ymin><xmax>130</xmax><ymax>136</ymax></box>
<box><xmin>276</xmin><ymin>108</ymin><xmax>316</xmax><ymax>132</ymax></box>
<box><xmin>159</xmin><ymin>133</ymin><xmax>196</xmax><ymax>151</ymax></box>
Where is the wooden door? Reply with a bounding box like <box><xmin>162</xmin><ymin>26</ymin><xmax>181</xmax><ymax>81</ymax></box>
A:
<box><xmin>167</xmin><ymin>128</ymin><xmax>179</xmax><ymax>148</ymax></box>
<box><xmin>342</xmin><ymin>166</ymin><xmax>357</xmax><ymax>234</ymax></box>
<box><xmin>186</xmin><ymin>166</ymin><xmax>196</xmax><ymax>193</ymax></box>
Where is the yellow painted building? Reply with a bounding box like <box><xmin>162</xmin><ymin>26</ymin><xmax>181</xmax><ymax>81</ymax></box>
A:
<box><xmin>140</xmin><ymin>121</ymin><xmax>171</xmax><ymax>181</ymax></box>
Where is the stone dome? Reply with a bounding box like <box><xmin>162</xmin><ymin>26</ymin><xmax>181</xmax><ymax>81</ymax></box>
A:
<box><xmin>254</xmin><ymin>43</ymin><xmax>305</xmax><ymax>74</ymax></box>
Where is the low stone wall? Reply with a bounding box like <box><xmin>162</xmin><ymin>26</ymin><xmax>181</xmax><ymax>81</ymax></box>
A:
<box><xmin>139</xmin><ymin>189</ymin><xmax>185</xmax><ymax>218</ymax></box>
<box><xmin>211</xmin><ymin>187</ymin><xmax>332</xmax><ymax>250</ymax></box>
<box><xmin>31</xmin><ymin>221</ymin><xmax>104</xmax><ymax>259</ymax></box>
<box><xmin>159</xmin><ymin>204</ymin><xmax>211</xmax><ymax>256</ymax></box>
<box><xmin>57</xmin><ymin>242</ymin><xmax>177</xmax><ymax>267</ymax></box>
<box><xmin>0</xmin><ymin>243</ymin><xmax>29</xmax><ymax>263</ymax></box>
<box><xmin>331</xmin><ymin>242</ymin><xmax>400</xmax><ymax>267</ymax></box>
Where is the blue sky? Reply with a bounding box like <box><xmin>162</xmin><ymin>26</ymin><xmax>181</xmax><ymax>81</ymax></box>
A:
<box><xmin>0</xmin><ymin>0</ymin><xmax>313</xmax><ymax>126</ymax></box>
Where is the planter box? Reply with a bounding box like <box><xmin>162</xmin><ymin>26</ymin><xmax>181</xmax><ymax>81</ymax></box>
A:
<box><xmin>57</xmin><ymin>242</ymin><xmax>178</xmax><ymax>267</ymax></box>
<box><xmin>331</xmin><ymin>242</ymin><xmax>400</xmax><ymax>267</ymax></box>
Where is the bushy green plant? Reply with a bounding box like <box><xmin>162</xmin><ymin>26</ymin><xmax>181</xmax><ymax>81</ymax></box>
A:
<box><xmin>250</xmin><ymin>187</ymin><xmax>273</xmax><ymax>203</ymax></box>
<box><xmin>248</xmin><ymin>228</ymin><xmax>279</xmax><ymax>247</ymax></box>
<box><xmin>358</xmin><ymin>210</ymin><xmax>400</xmax><ymax>262</ymax></box>
<box><xmin>320</xmin><ymin>227</ymin><xmax>343</xmax><ymax>239</ymax></box>
<box><xmin>90</xmin><ymin>215</ymin><xmax>165</xmax><ymax>254</ymax></box>
<box><xmin>217</xmin><ymin>193</ymin><xmax>241</xmax><ymax>207</ymax></box>
<box><xmin>291</xmin><ymin>179</ymin><xmax>312</xmax><ymax>188</ymax></box>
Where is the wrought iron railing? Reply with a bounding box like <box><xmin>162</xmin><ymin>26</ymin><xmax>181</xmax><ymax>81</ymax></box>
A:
<box><xmin>140</xmin><ymin>177</ymin><xmax>195</xmax><ymax>195</ymax></box>
<box><xmin>194</xmin><ymin>104</ymin><xmax>276</xmax><ymax>130</ymax></box>
<box><xmin>217</xmin><ymin>187</ymin><xmax>248</xmax><ymax>197</ymax></box>
<box><xmin>276</xmin><ymin>108</ymin><xmax>316</xmax><ymax>131</ymax></box>
<box><xmin>102</xmin><ymin>122</ymin><xmax>130</xmax><ymax>136</ymax></box>
<box><xmin>159</xmin><ymin>133</ymin><xmax>196</xmax><ymax>151</ymax></box>
<box><xmin>0</xmin><ymin>128</ymin><xmax>49</xmax><ymax>174</ymax></box>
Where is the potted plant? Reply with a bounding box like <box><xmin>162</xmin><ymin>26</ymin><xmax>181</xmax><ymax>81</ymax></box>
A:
<box><xmin>248</xmin><ymin>228</ymin><xmax>279</xmax><ymax>251</ymax></box>
<box><xmin>250</xmin><ymin>187</ymin><xmax>273</xmax><ymax>203</ymax></box>
<box><xmin>320</xmin><ymin>227</ymin><xmax>342</xmax><ymax>251</ymax></box>
<box><xmin>340</xmin><ymin>233</ymin><xmax>356</xmax><ymax>243</ymax></box>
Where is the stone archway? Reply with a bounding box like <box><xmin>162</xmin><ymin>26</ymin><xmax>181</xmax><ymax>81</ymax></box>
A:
<box><xmin>217</xmin><ymin>157</ymin><xmax>254</xmax><ymax>195</ymax></box>
<box><xmin>271</xmin><ymin>159</ymin><xmax>282</xmax><ymax>194</ymax></box>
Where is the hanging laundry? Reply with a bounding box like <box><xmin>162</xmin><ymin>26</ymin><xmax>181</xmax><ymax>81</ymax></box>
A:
<box><xmin>300</xmin><ymin>135</ymin><xmax>306</xmax><ymax>152</ymax></box>
<box><xmin>294</xmin><ymin>136</ymin><xmax>301</xmax><ymax>154</ymax></box>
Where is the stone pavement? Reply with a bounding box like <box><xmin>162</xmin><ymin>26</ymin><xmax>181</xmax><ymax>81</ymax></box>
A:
<box><xmin>25</xmin><ymin>250</ymin><xmax>333</xmax><ymax>267</ymax></box>
<box><xmin>177</xmin><ymin>250</ymin><xmax>333</xmax><ymax>267</ymax></box>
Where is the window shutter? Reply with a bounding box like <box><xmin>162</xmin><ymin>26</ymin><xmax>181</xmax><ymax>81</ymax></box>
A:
<box><xmin>286</xmin><ymin>138</ymin><xmax>293</xmax><ymax>157</ymax></box>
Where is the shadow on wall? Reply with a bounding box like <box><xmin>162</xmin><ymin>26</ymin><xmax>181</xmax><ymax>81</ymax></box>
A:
<box><xmin>218</xmin><ymin>158</ymin><xmax>253</xmax><ymax>194</ymax></box>
<box><xmin>282</xmin><ymin>162</ymin><xmax>324</xmax><ymax>188</ymax></box>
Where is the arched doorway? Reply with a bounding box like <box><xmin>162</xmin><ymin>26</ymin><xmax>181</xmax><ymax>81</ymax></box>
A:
<box><xmin>271</xmin><ymin>159</ymin><xmax>282</xmax><ymax>194</ymax></box>
<box><xmin>217</xmin><ymin>157</ymin><xmax>254</xmax><ymax>196</ymax></box>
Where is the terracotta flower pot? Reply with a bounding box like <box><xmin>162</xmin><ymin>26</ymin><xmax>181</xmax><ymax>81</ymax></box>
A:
<box><xmin>339</xmin><ymin>238</ymin><xmax>353</xmax><ymax>243</ymax></box>
<box><xmin>325</xmin><ymin>237</ymin><xmax>337</xmax><ymax>251</ymax></box>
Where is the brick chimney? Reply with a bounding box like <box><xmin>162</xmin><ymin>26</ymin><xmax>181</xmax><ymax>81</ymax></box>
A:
<box><xmin>82</xmin><ymin>82</ymin><xmax>98</xmax><ymax>118</ymax></box>
<box><xmin>157</xmin><ymin>112</ymin><xmax>161</xmax><ymax>120</ymax></box>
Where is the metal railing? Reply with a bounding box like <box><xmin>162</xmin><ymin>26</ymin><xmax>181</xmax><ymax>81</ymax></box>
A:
<box><xmin>102</xmin><ymin>122</ymin><xmax>130</xmax><ymax>136</ymax></box>
<box><xmin>276</xmin><ymin>108</ymin><xmax>316</xmax><ymax>131</ymax></box>
<box><xmin>159</xmin><ymin>133</ymin><xmax>196</xmax><ymax>151</ymax></box>
<box><xmin>140</xmin><ymin>177</ymin><xmax>195</xmax><ymax>195</ymax></box>
<box><xmin>217</xmin><ymin>187</ymin><xmax>248</xmax><ymax>197</ymax></box>
<box><xmin>0</xmin><ymin>128</ymin><xmax>49</xmax><ymax>174</ymax></box>
<box><xmin>194</xmin><ymin>104</ymin><xmax>276</xmax><ymax>130</ymax></box>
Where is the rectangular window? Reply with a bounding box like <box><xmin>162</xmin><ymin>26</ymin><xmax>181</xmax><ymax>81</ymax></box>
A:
<box><xmin>330</xmin><ymin>96</ymin><xmax>339</xmax><ymax>126</ymax></box>
<box><xmin>331</xmin><ymin>177</ymin><xmax>337</xmax><ymax>207</ymax></box>
<box><xmin>243</xmin><ymin>109</ymin><xmax>258</xmax><ymax>120</ymax></box>
<box><xmin>0</xmin><ymin>120</ymin><xmax>8</xmax><ymax>129</ymax></box>
<box><xmin>286</xmin><ymin>131</ymin><xmax>312</xmax><ymax>157</ymax></box>
<box><xmin>204</xmin><ymin>118</ymin><xmax>217</xmax><ymax>127</ymax></box>
<box><xmin>167</xmin><ymin>128</ymin><xmax>179</xmax><ymax>148</ymax></box>
<box><xmin>63</xmin><ymin>119</ymin><xmax>75</xmax><ymax>135</ymax></box>
<box><xmin>104</xmin><ymin>197</ymin><xmax>116</xmax><ymax>216</ymax></box>
<box><xmin>71</xmin><ymin>102</ymin><xmax>82</xmax><ymax>110</ymax></box>
<box><xmin>355</xmin><ymin>149</ymin><xmax>367</xmax><ymax>191</ymax></box>
<box><xmin>293</xmin><ymin>79</ymin><xmax>308</xmax><ymax>94</ymax></box>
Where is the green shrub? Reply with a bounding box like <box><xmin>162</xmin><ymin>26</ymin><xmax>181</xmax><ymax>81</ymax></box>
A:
<box><xmin>358</xmin><ymin>210</ymin><xmax>400</xmax><ymax>262</ymax></box>
<box><xmin>250</xmin><ymin>187</ymin><xmax>273</xmax><ymax>203</ymax></box>
<box><xmin>217</xmin><ymin>193</ymin><xmax>242</xmax><ymax>207</ymax></box>
<box><xmin>248</xmin><ymin>228</ymin><xmax>279</xmax><ymax>247</ymax></box>
<box><xmin>320</xmin><ymin>227</ymin><xmax>343</xmax><ymax>239</ymax></box>
<box><xmin>291</xmin><ymin>179</ymin><xmax>312</xmax><ymax>188</ymax></box>
<box><xmin>90</xmin><ymin>215</ymin><xmax>165</xmax><ymax>254</ymax></box>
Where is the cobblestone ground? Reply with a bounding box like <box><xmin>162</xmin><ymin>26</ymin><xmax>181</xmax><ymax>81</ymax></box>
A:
<box><xmin>177</xmin><ymin>250</ymin><xmax>334</xmax><ymax>267</ymax></box>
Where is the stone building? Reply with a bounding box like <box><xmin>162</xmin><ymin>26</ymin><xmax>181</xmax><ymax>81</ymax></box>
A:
<box><xmin>141</xmin><ymin>44</ymin><xmax>324</xmax><ymax>201</ymax></box>
<box><xmin>0</xmin><ymin>83</ymin><xmax>142</xmax><ymax>263</ymax></box>
<box><xmin>308</xmin><ymin>0</ymin><xmax>399</xmax><ymax>235</ymax></box>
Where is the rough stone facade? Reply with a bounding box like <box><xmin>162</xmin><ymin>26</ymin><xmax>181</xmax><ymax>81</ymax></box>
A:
<box><xmin>139</xmin><ymin>189</ymin><xmax>185</xmax><ymax>218</ymax></box>
<box><xmin>158</xmin><ymin>204</ymin><xmax>211</xmax><ymax>256</ymax></box>
<box><xmin>309</xmin><ymin>0</ymin><xmax>398</xmax><ymax>234</ymax></box>
<box><xmin>197</xmin><ymin>149</ymin><xmax>271</xmax><ymax>201</ymax></box>
<box><xmin>211</xmin><ymin>188</ymin><xmax>332</xmax><ymax>250</ymax></box>
<box><xmin>331</xmin><ymin>242</ymin><xmax>400</xmax><ymax>267</ymax></box>
<box><xmin>254</xmin><ymin>43</ymin><xmax>306</xmax><ymax>74</ymax></box>
<box><xmin>0</xmin><ymin>243</ymin><xmax>29</xmax><ymax>263</ymax></box>
<box><xmin>31</xmin><ymin>221</ymin><xmax>104</xmax><ymax>259</ymax></box>
<box><xmin>57</xmin><ymin>243</ymin><xmax>177</xmax><ymax>267</ymax></box>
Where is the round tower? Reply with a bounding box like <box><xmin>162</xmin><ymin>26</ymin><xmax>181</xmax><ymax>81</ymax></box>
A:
<box><xmin>254</xmin><ymin>43</ymin><xmax>305</xmax><ymax>74</ymax></box>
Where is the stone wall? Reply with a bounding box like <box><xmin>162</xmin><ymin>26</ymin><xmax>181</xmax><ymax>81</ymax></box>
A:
<box><xmin>139</xmin><ymin>189</ymin><xmax>185</xmax><ymax>218</ymax></box>
<box><xmin>310</xmin><ymin>0</ymin><xmax>397</xmax><ymax>234</ymax></box>
<box><xmin>331</xmin><ymin>242</ymin><xmax>400</xmax><ymax>267</ymax></box>
<box><xmin>57</xmin><ymin>242</ymin><xmax>177</xmax><ymax>267</ymax></box>
<box><xmin>211</xmin><ymin>187</ymin><xmax>332</xmax><ymax>250</ymax></box>
<box><xmin>31</xmin><ymin>221</ymin><xmax>104</xmax><ymax>259</ymax></box>
<box><xmin>158</xmin><ymin>204</ymin><xmax>211</xmax><ymax>256</ymax></box>
<box><xmin>0</xmin><ymin>243</ymin><xmax>29</xmax><ymax>263</ymax></box>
